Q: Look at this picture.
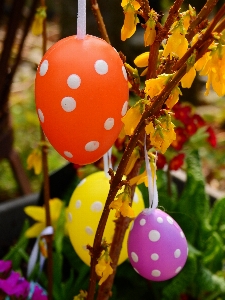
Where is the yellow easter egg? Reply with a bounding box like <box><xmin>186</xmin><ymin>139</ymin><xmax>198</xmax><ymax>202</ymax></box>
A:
<box><xmin>67</xmin><ymin>171</ymin><xmax>145</xmax><ymax>266</ymax></box>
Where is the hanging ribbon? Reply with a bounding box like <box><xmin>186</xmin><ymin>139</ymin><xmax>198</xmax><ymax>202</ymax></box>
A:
<box><xmin>143</xmin><ymin>135</ymin><xmax>158</xmax><ymax>214</ymax></box>
<box><xmin>27</xmin><ymin>226</ymin><xmax>54</xmax><ymax>278</ymax></box>
<box><xmin>103</xmin><ymin>147</ymin><xmax>112</xmax><ymax>179</ymax></box>
<box><xmin>77</xmin><ymin>0</ymin><xmax>86</xmax><ymax>39</ymax></box>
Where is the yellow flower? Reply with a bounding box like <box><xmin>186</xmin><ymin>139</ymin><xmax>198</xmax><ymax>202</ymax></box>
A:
<box><xmin>144</xmin><ymin>10</ymin><xmax>157</xmax><ymax>47</ymax></box>
<box><xmin>109</xmin><ymin>192</ymin><xmax>134</xmax><ymax>218</ymax></box>
<box><xmin>27</xmin><ymin>148</ymin><xmax>42</xmax><ymax>175</ymax></box>
<box><xmin>95</xmin><ymin>252</ymin><xmax>113</xmax><ymax>285</ymax></box>
<box><xmin>166</xmin><ymin>86</ymin><xmax>182</xmax><ymax>109</ymax></box>
<box><xmin>121</xmin><ymin>0</ymin><xmax>140</xmax><ymax>10</ymax></box>
<box><xmin>196</xmin><ymin>43</ymin><xmax>225</xmax><ymax>97</ymax></box>
<box><xmin>134</xmin><ymin>52</ymin><xmax>149</xmax><ymax>68</ymax></box>
<box><xmin>31</xmin><ymin>6</ymin><xmax>47</xmax><ymax>36</ymax></box>
<box><xmin>122</xmin><ymin>100</ymin><xmax>147</xmax><ymax>136</ymax></box>
<box><xmin>129</xmin><ymin>170</ymin><xmax>148</xmax><ymax>186</ymax></box>
<box><xmin>181</xmin><ymin>66</ymin><xmax>196</xmax><ymax>88</ymax></box>
<box><xmin>145</xmin><ymin>118</ymin><xmax>176</xmax><ymax>154</ymax></box>
<box><xmin>121</xmin><ymin>2</ymin><xmax>140</xmax><ymax>41</ymax></box>
<box><xmin>163</xmin><ymin>26</ymin><xmax>188</xmax><ymax>59</ymax></box>
<box><xmin>145</xmin><ymin>74</ymin><xmax>170</xmax><ymax>98</ymax></box>
<box><xmin>74</xmin><ymin>290</ymin><xmax>88</xmax><ymax>300</ymax></box>
<box><xmin>24</xmin><ymin>198</ymin><xmax>64</xmax><ymax>238</ymax></box>
<box><xmin>124</xmin><ymin>147</ymin><xmax>140</xmax><ymax>175</ymax></box>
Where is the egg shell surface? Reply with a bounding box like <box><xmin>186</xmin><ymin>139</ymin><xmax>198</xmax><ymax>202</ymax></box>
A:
<box><xmin>128</xmin><ymin>209</ymin><xmax>188</xmax><ymax>281</ymax></box>
<box><xmin>67</xmin><ymin>171</ymin><xmax>145</xmax><ymax>266</ymax></box>
<box><xmin>35</xmin><ymin>35</ymin><xmax>129</xmax><ymax>165</ymax></box>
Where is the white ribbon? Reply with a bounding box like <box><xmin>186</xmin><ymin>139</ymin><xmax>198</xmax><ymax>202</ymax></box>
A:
<box><xmin>103</xmin><ymin>147</ymin><xmax>112</xmax><ymax>178</ymax></box>
<box><xmin>77</xmin><ymin>0</ymin><xmax>86</xmax><ymax>39</ymax></box>
<box><xmin>27</xmin><ymin>226</ymin><xmax>54</xmax><ymax>277</ymax></box>
<box><xmin>143</xmin><ymin>135</ymin><xmax>158</xmax><ymax>214</ymax></box>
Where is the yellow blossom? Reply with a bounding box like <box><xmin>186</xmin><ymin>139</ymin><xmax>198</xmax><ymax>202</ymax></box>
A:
<box><xmin>134</xmin><ymin>52</ymin><xmax>149</xmax><ymax>68</ymax></box>
<box><xmin>24</xmin><ymin>198</ymin><xmax>64</xmax><ymax>238</ymax></box>
<box><xmin>31</xmin><ymin>6</ymin><xmax>47</xmax><ymax>36</ymax></box>
<box><xmin>109</xmin><ymin>192</ymin><xmax>134</xmax><ymax>218</ymax></box>
<box><xmin>122</xmin><ymin>100</ymin><xmax>147</xmax><ymax>136</ymax></box>
<box><xmin>145</xmin><ymin>118</ymin><xmax>176</xmax><ymax>154</ymax></box>
<box><xmin>166</xmin><ymin>86</ymin><xmax>182</xmax><ymax>109</ymax></box>
<box><xmin>144</xmin><ymin>10</ymin><xmax>157</xmax><ymax>47</ymax></box>
<box><xmin>121</xmin><ymin>2</ymin><xmax>140</xmax><ymax>41</ymax></box>
<box><xmin>27</xmin><ymin>148</ymin><xmax>42</xmax><ymax>175</ymax></box>
<box><xmin>74</xmin><ymin>290</ymin><xmax>88</xmax><ymax>300</ymax></box>
<box><xmin>181</xmin><ymin>66</ymin><xmax>196</xmax><ymax>88</ymax></box>
<box><xmin>121</xmin><ymin>0</ymin><xmax>140</xmax><ymax>9</ymax></box>
<box><xmin>145</xmin><ymin>74</ymin><xmax>170</xmax><ymax>98</ymax></box>
<box><xmin>163</xmin><ymin>26</ymin><xmax>188</xmax><ymax>59</ymax></box>
<box><xmin>129</xmin><ymin>170</ymin><xmax>148</xmax><ymax>186</ymax></box>
<box><xmin>95</xmin><ymin>252</ymin><xmax>113</xmax><ymax>285</ymax></box>
<box><xmin>124</xmin><ymin>147</ymin><xmax>140</xmax><ymax>175</ymax></box>
<box><xmin>196</xmin><ymin>43</ymin><xmax>225</xmax><ymax>97</ymax></box>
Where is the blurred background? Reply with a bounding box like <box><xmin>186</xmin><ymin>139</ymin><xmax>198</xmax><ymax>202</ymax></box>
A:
<box><xmin>0</xmin><ymin>0</ymin><xmax>224</xmax><ymax>202</ymax></box>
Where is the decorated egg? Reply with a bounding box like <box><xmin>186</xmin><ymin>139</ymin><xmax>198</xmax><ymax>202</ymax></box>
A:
<box><xmin>67</xmin><ymin>171</ymin><xmax>145</xmax><ymax>266</ymax></box>
<box><xmin>35</xmin><ymin>35</ymin><xmax>129</xmax><ymax>165</ymax></box>
<box><xmin>128</xmin><ymin>209</ymin><xmax>188</xmax><ymax>281</ymax></box>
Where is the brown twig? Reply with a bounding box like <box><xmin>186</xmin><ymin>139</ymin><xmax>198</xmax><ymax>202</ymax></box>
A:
<box><xmin>90</xmin><ymin>0</ymin><xmax>110</xmax><ymax>43</ymax></box>
<box><xmin>147</xmin><ymin>0</ymin><xmax>184</xmax><ymax>79</ymax></box>
<box><xmin>186</xmin><ymin>0</ymin><xmax>219</xmax><ymax>41</ymax></box>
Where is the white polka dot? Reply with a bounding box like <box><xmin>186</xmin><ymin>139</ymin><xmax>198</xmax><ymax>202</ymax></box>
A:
<box><xmin>174</xmin><ymin>249</ymin><xmax>181</xmax><ymax>258</ymax></box>
<box><xmin>64</xmin><ymin>151</ymin><xmax>73</xmax><ymax>158</ymax></box>
<box><xmin>134</xmin><ymin>268</ymin><xmax>139</xmax><ymax>274</ymax></box>
<box><xmin>67</xmin><ymin>74</ymin><xmax>81</xmax><ymax>89</ymax></box>
<box><xmin>122</xmin><ymin>65</ymin><xmax>128</xmax><ymax>80</ymax></box>
<box><xmin>180</xmin><ymin>231</ymin><xmax>185</xmax><ymax>238</ymax></box>
<box><xmin>152</xmin><ymin>270</ymin><xmax>161</xmax><ymax>277</ymax></box>
<box><xmin>94</xmin><ymin>60</ymin><xmax>108</xmax><ymax>75</ymax></box>
<box><xmin>38</xmin><ymin>109</ymin><xmax>44</xmax><ymax>123</ymax></box>
<box><xmin>104</xmin><ymin>118</ymin><xmax>114</xmax><ymax>130</ymax></box>
<box><xmin>151</xmin><ymin>253</ymin><xmax>159</xmax><ymax>261</ymax></box>
<box><xmin>75</xmin><ymin>200</ymin><xmax>81</xmax><ymax>209</ymax></box>
<box><xmin>61</xmin><ymin>97</ymin><xmax>76</xmax><ymax>112</ymax></box>
<box><xmin>82</xmin><ymin>245</ymin><xmax>88</xmax><ymax>251</ymax></box>
<box><xmin>68</xmin><ymin>212</ymin><xmax>72</xmax><ymax>222</ymax></box>
<box><xmin>91</xmin><ymin>201</ymin><xmax>103</xmax><ymax>212</ymax></box>
<box><xmin>140</xmin><ymin>219</ymin><xmax>146</xmax><ymax>226</ymax></box>
<box><xmin>85</xmin><ymin>226</ymin><xmax>94</xmax><ymax>235</ymax></box>
<box><xmin>157</xmin><ymin>217</ymin><xmax>163</xmax><ymax>223</ymax></box>
<box><xmin>175</xmin><ymin>266</ymin><xmax>182</xmax><ymax>274</ymax></box>
<box><xmin>85</xmin><ymin>141</ymin><xmax>99</xmax><ymax>152</ymax></box>
<box><xmin>78</xmin><ymin>178</ymin><xmax>86</xmax><ymax>186</ymax></box>
<box><xmin>39</xmin><ymin>60</ymin><xmax>48</xmax><ymax>76</ymax></box>
<box><xmin>131</xmin><ymin>252</ymin><xmax>138</xmax><ymax>262</ymax></box>
<box><xmin>130</xmin><ymin>222</ymin><xmax>134</xmax><ymax>231</ymax></box>
<box><xmin>149</xmin><ymin>230</ymin><xmax>160</xmax><ymax>242</ymax></box>
<box><xmin>121</xmin><ymin>101</ymin><xmax>128</xmax><ymax>116</ymax></box>
<box><xmin>133</xmin><ymin>193</ymin><xmax>139</xmax><ymax>203</ymax></box>
<box><xmin>167</xmin><ymin>216</ymin><xmax>174</xmax><ymax>224</ymax></box>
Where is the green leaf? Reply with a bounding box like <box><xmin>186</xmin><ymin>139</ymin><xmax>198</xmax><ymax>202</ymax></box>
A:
<box><xmin>161</xmin><ymin>253</ymin><xmax>197</xmax><ymax>300</ymax></box>
<box><xmin>3</xmin><ymin>219</ymin><xmax>29</xmax><ymax>269</ymax></box>
<box><xmin>55</xmin><ymin>203</ymin><xmax>66</xmax><ymax>254</ymax></box>
<box><xmin>195</xmin><ymin>266</ymin><xmax>225</xmax><ymax>299</ymax></box>
<box><xmin>210</xmin><ymin>197</ymin><xmax>225</xmax><ymax>229</ymax></box>
<box><xmin>203</xmin><ymin>231</ymin><xmax>224</xmax><ymax>272</ymax></box>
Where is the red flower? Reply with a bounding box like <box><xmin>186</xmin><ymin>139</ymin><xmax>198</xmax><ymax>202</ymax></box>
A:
<box><xmin>192</xmin><ymin>114</ymin><xmax>205</xmax><ymax>127</ymax></box>
<box><xmin>171</xmin><ymin>127</ymin><xmax>188</xmax><ymax>150</ymax></box>
<box><xmin>156</xmin><ymin>153</ymin><xmax>167</xmax><ymax>169</ymax></box>
<box><xmin>206</xmin><ymin>126</ymin><xmax>217</xmax><ymax>147</ymax></box>
<box><xmin>169</xmin><ymin>153</ymin><xmax>185</xmax><ymax>170</ymax></box>
<box><xmin>173</xmin><ymin>103</ymin><xmax>192</xmax><ymax>125</ymax></box>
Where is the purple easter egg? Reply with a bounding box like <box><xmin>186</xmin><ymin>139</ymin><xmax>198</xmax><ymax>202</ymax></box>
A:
<box><xmin>127</xmin><ymin>208</ymin><xmax>188</xmax><ymax>281</ymax></box>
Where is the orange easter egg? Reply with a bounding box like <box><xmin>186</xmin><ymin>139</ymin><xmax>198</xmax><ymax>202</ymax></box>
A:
<box><xmin>35</xmin><ymin>35</ymin><xmax>129</xmax><ymax>165</ymax></box>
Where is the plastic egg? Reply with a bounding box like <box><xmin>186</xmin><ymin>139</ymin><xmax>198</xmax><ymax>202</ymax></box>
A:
<box><xmin>67</xmin><ymin>171</ymin><xmax>145</xmax><ymax>266</ymax></box>
<box><xmin>35</xmin><ymin>35</ymin><xmax>129</xmax><ymax>165</ymax></box>
<box><xmin>128</xmin><ymin>209</ymin><xmax>188</xmax><ymax>281</ymax></box>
